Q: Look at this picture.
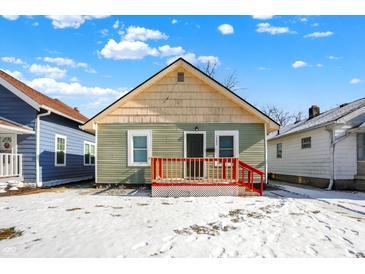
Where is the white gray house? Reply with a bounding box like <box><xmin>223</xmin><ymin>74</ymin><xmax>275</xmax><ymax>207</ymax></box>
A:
<box><xmin>268</xmin><ymin>98</ymin><xmax>365</xmax><ymax>191</ymax></box>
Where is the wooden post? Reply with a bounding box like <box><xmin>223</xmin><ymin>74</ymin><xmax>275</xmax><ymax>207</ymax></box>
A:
<box><xmin>159</xmin><ymin>158</ymin><xmax>163</xmax><ymax>179</ymax></box>
<box><xmin>222</xmin><ymin>158</ymin><xmax>226</xmax><ymax>180</ymax></box>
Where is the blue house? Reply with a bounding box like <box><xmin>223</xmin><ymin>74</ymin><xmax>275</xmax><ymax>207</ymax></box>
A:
<box><xmin>0</xmin><ymin>70</ymin><xmax>95</xmax><ymax>187</ymax></box>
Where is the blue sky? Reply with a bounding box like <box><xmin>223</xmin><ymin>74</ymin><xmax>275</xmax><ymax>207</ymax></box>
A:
<box><xmin>0</xmin><ymin>15</ymin><xmax>364</xmax><ymax>118</ymax></box>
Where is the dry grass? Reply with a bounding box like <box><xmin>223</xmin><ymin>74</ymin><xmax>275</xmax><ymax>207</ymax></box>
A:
<box><xmin>0</xmin><ymin>227</ymin><xmax>23</xmax><ymax>241</ymax></box>
<box><xmin>65</xmin><ymin>208</ymin><xmax>82</xmax><ymax>211</ymax></box>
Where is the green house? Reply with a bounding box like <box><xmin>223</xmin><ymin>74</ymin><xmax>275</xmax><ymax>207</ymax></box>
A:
<box><xmin>83</xmin><ymin>58</ymin><xmax>279</xmax><ymax>196</ymax></box>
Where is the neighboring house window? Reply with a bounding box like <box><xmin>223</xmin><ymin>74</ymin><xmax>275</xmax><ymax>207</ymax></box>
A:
<box><xmin>301</xmin><ymin>137</ymin><xmax>311</xmax><ymax>149</ymax></box>
<box><xmin>55</xmin><ymin>134</ymin><xmax>66</xmax><ymax>166</ymax></box>
<box><xmin>215</xmin><ymin>131</ymin><xmax>239</xmax><ymax>158</ymax></box>
<box><xmin>84</xmin><ymin>141</ymin><xmax>95</xmax><ymax>166</ymax></box>
<box><xmin>276</xmin><ymin>143</ymin><xmax>282</xmax><ymax>158</ymax></box>
<box><xmin>128</xmin><ymin>130</ymin><xmax>152</xmax><ymax>166</ymax></box>
<box><xmin>357</xmin><ymin>133</ymin><xmax>365</xmax><ymax>160</ymax></box>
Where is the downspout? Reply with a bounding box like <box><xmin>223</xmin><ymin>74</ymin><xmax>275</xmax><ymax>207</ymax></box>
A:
<box><xmin>95</xmin><ymin>123</ymin><xmax>98</xmax><ymax>184</ymax></box>
<box><xmin>326</xmin><ymin>126</ymin><xmax>351</xmax><ymax>190</ymax></box>
<box><xmin>36</xmin><ymin>110</ymin><xmax>51</xmax><ymax>187</ymax></box>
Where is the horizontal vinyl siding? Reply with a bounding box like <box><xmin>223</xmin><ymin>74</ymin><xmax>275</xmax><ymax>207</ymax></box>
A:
<box><xmin>334</xmin><ymin>133</ymin><xmax>357</xmax><ymax>179</ymax></box>
<box><xmin>268</xmin><ymin>128</ymin><xmax>331</xmax><ymax>179</ymax></box>
<box><xmin>39</xmin><ymin>113</ymin><xmax>95</xmax><ymax>185</ymax></box>
<box><xmin>97</xmin><ymin>123</ymin><xmax>265</xmax><ymax>184</ymax></box>
<box><xmin>0</xmin><ymin>85</ymin><xmax>37</xmax><ymax>183</ymax></box>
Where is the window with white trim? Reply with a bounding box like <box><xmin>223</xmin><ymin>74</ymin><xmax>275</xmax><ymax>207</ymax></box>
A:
<box><xmin>357</xmin><ymin>133</ymin><xmax>365</xmax><ymax>160</ymax></box>
<box><xmin>55</xmin><ymin>134</ymin><xmax>66</xmax><ymax>166</ymax></box>
<box><xmin>301</xmin><ymin>137</ymin><xmax>311</xmax><ymax>149</ymax></box>
<box><xmin>128</xmin><ymin>130</ymin><xmax>152</xmax><ymax>166</ymax></box>
<box><xmin>276</xmin><ymin>143</ymin><xmax>282</xmax><ymax>158</ymax></box>
<box><xmin>215</xmin><ymin>131</ymin><xmax>239</xmax><ymax>158</ymax></box>
<box><xmin>84</xmin><ymin>141</ymin><xmax>95</xmax><ymax>166</ymax></box>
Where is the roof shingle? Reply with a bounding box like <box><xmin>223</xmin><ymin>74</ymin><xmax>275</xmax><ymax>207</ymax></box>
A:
<box><xmin>0</xmin><ymin>70</ymin><xmax>88</xmax><ymax>123</ymax></box>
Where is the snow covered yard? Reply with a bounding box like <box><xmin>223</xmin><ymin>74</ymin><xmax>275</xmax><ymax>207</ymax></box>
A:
<box><xmin>0</xmin><ymin>182</ymin><xmax>364</xmax><ymax>258</ymax></box>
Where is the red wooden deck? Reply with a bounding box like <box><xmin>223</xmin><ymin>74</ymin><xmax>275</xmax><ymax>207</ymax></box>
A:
<box><xmin>151</xmin><ymin>157</ymin><xmax>264</xmax><ymax>196</ymax></box>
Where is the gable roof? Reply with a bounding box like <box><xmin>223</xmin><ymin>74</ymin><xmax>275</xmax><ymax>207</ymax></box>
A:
<box><xmin>0</xmin><ymin>70</ymin><xmax>89</xmax><ymax>123</ymax></box>
<box><xmin>83</xmin><ymin>58</ymin><xmax>279</xmax><ymax>132</ymax></box>
<box><xmin>0</xmin><ymin>116</ymin><xmax>35</xmax><ymax>134</ymax></box>
<box><xmin>268</xmin><ymin>97</ymin><xmax>365</xmax><ymax>140</ymax></box>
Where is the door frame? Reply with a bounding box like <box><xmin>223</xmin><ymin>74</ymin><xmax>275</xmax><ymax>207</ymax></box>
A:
<box><xmin>183</xmin><ymin>131</ymin><xmax>206</xmax><ymax>178</ymax></box>
<box><xmin>0</xmin><ymin>133</ymin><xmax>17</xmax><ymax>154</ymax></box>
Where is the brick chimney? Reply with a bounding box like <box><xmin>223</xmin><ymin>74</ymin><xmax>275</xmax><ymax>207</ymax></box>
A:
<box><xmin>308</xmin><ymin>105</ymin><xmax>320</xmax><ymax>119</ymax></box>
<box><xmin>74</xmin><ymin>107</ymin><xmax>79</xmax><ymax>112</ymax></box>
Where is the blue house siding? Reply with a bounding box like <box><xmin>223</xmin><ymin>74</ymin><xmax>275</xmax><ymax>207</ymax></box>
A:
<box><xmin>0</xmin><ymin>85</ymin><xmax>37</xmax><ymax>183</ymax></box>
<box><xmin>39</xmin><ymin>113</ymin><xmax>94</xmax><ymax>185</ymax></box>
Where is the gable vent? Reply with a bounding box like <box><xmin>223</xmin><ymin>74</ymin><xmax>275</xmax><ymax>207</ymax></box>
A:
<box><xmin>177</xmin><ymin>72</ymin><xmax>184</xmax><ymax>82</ymax></box>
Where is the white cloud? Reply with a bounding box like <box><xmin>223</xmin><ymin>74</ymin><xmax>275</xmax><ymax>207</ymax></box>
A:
<box><xmin>27</xmin><ymin>77</ymin><xmax>122</xmax><ymax>97</ymax></box>
<box><xmin>197</xmin><ymin>56</ymin><xmax>220</xmax><ymax>65</ymax></box>
<box><xmin>166</xmin><ymin>53</ymin><xmax>198</xmax><ymax>65</ymax></box>
<box><xmin>46</xmin><ymin>15</ymin><xmax>108</xmax><ymax>29</ymax></box>
<box><xmin>304</xmin><ymin>31</ymin><xmax>333</xmax><ymax>38</ymax></box>
<box><xmin>312</xmin><ymin>23</ymin><xmax>319</xmax><ymax>27</ymax></box>
<box><xmin>350</xmin><ymin>78</ymin><xmax>362</xmax><ymax>85</ymax></box>
<box><xmin>100</xmin><ymin>39</ymin><xmax>159</xmax><ymax>60</ymax></box>
<box><xmin>100</xmin><ymin>28</ymin><xmax>109</xmax><ymax>37</ymax></box>
<box><xmin>2</xmin><ymin>69</ymin><xmax>23</xmax><ymax>79</ymax></box>
<box><xmin>252</xmin><ymin>15</ymin><xmax>274</xmax><ymax>20</ymax></box>
<box><xmin>124</xmin><ymin>26</ymin><xmax>168</xmax><ymax>41</ymax></box>
<box><xmin>316</xmin><ymin>63</ymin><xmax>324</xmax><ymax>68</ymax></box>
<box><xmin>1</xmin><ymin>56</ymin><xmax>25</xmax><ymax>65</ymax></box>
<box><xmin>2</xmin><ymin>15</ymin><xmax>19</xmax><ymax>21</ymax></box>
<box><xmin>217</xmin><ymin>24</ymin><xmax>234</xmax><ymax>35</ymax></box>
<box><xmin>292</xmin><ymin>61</ymin><xmax>308</xmax><ymax>69</ymax></box>
<box><xmin>29</xmin><ymin>64</ymin><xmax>66</xmax><ymax>79</ymax></box>
<box><xmin>158</xmin><ymin>45</ymin><xmax>185</xmax><ymax>57</ymax></box>
<box><xmin>70</xmin><ymin>76</ymin><xmax>79</xmax><ymax>82</ymax></box>
<box><xmin>256</xmin><ymin>23</ymin><xmax>291</xmax><ymax>35</ymax></box>
<box><xmin>43</xmin><ymin>57</ymin><xmax>75</xmax><ymax>66</ymax></box>
<box><xmin>299</xmin><ymin>17</ymin><xmax>308</xmax><ymax>23</ymax></box>
<box><xmin>113</xmin><ymin>20</ymin><xmax>120</xmax><ymax>29</ymax></box>
<box><xmin>258</xmin><ymin>67</ymin><xmax>269</xmax><ymax>71</ymax></box>
<box><xmin>43</xmin><ymin>57</ymin><xmax>95</xmax><ymax>73</ymax></box>
<box><xmin>328</xmin><ymin>55</ymin><xmax>341</xmax><ymax>60</ymax></box>
<box><xmin>171</xmin><ymin>19</ymin><xmax>178</xmax><ymax>24</ymax></box>
<box><xmin>166</xmin><ymin>53</ymin><xmax>220</xmax><ymax>67</ymax></box>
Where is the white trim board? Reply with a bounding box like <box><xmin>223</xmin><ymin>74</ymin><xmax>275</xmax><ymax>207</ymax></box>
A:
<box><xmin>183</xmin><ymin>131</ymin><xmax>207</xmax><ymax>178</ymax></box>
<box><xmin>54</xmin><ymin>134</ymin><xmax>67</xmax><ymax>167</ymax></box>
<box><xmin>127</xmin><ymin>130</ymin><xmax>152</xmax><ymax>167</ymax></box>
<box><xmin>214</xmin><ymin>130</ymin><xmax>239</xmax><ymax>158</ymax></box>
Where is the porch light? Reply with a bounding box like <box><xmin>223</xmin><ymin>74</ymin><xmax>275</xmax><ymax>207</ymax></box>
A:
<box><xmin>194</xmin><ymin>126</ymin><xmax>199</xmax><ymax>131</ymax></box>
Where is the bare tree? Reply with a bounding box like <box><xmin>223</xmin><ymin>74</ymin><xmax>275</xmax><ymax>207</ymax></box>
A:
<box><xmin>262</xmin><ymin>105</ymin><xmax>293</xmax><ymax>126</ymax></box>
<box><xmin>202</xmin><ymin>61</ymin><xmax>217</xmax><ymax>77</ymax></box>
<box><xmin>201</xmin><ymin>62</ymin><xmax>241</xmax><ymax>92</ymax></box>
<box><xmin>223</xmin><ymin>70</ymin><xmax>240</xmax><ymax>92</ymax></box>
<box><xmin>262</xmin><ymin>105</ymin><xmax>306</xmax><ymax>126</ymax></box>
<box><xmin>292</xmin><ymin>111</ymin><xmax>305</xmax><ymax>123</ymax></box>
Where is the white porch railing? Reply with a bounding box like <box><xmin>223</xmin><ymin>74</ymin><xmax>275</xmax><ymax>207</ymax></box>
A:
<box><xmin>0</xmin><ymin>153</ymin><xmax>22</xmax><ymax>178</ymax></box>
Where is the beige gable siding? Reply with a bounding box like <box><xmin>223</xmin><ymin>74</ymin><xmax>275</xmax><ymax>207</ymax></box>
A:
<box><xmin>100</xmin><ymin>69</ymin><xmax>261</xmax><ymax>124</ymax></box>
<box><xmin>97</xmin><ymin>123</ymin><xmax>265</xmax><ymax>184</ymax></box>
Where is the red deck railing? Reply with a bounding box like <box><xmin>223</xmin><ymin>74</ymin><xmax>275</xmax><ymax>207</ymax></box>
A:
<box><xmin>151</xmin><ymin>157</ymin><xmax>264</xmax><ymax>195</ymax></box>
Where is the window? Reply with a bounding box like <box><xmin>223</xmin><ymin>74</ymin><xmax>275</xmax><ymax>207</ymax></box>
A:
<box><xmin>177</xmin><ymin>72</ymin><xmax>184</xmax><ymax>82</ymax></box>
<box><xmin>215</xmin><ymin>131</ymin><xmax>239</xmax><ymax>158</ymax></box>
<box><xmin>301</xmin><ymin>137</ymin><xmax>311</xmax><ymax>149</ymax></box>
<box><xmin>357</xmin><ymin>133</ymin><xmax>365</xmax><ymax>160</ymax></box>
<box><xmin>55</xmin><ymin>134</ymin><xmax>66</xmax><ymax>166</ymax></box>
<box><xmin>128</xmin><ymin>130</ymin><xmax>152</xmax><ymax>166</ymax></box>
<box><xmin>84</xmin><ymin>141</ymin><xmax>95</xmax><ymax>166</ymax></box>
<box><xmin>276</xmin><ymin>143</ymin><xmax>282</xmax><ymax>158</ymax></box>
